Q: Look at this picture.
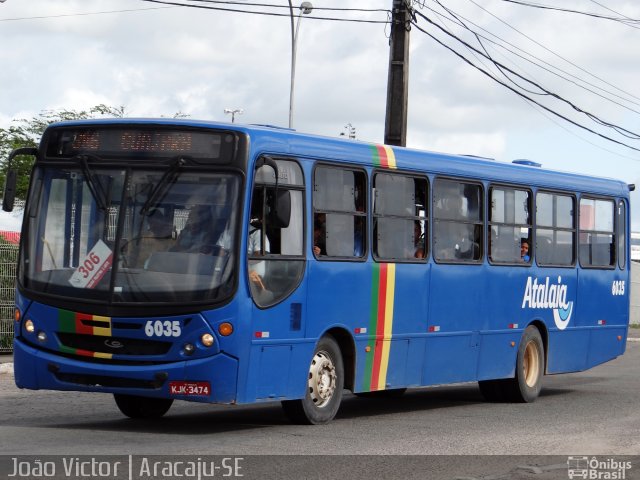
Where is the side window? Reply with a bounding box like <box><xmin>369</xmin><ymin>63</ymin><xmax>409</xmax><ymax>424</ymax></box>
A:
<box><xmin>249</xmin><ymin>159</ymin><xmax>305</xmax><ymax>307</ymax></box>
<box><xmin>579</xmin><ymin>198</ymin><xmax>615</xmax><ymax>268</ymax></box>
<box><xmin>373</xmin><ymin>173</ymin><xmax>428</xmax><ymax>261</ymax></box>
<box><xmin>313</xmin><ymin>166</ymin><xmax>366</xmax><ymax>260</ymax></box>
<box><xmin>489</xmin><ymin>187</ymin><xmax>531</xmax><ymax>264</ymax></box>
<box><xmin>433</xmin><ymin>179</ymin><xmax>483</xmax><ymax>263</ymax></box>
<box><xmin>535</xmin><ymin>192</ymin><xmax>575</xmax><ymax>266</ymax></box>
<box><xmin>617</xmin><ymin>200</ymin><xmax>626</xmax><ymax>270</ymax></box>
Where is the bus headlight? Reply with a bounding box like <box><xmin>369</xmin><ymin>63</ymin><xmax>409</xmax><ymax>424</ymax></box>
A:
<box><xmin>24</xmin><ymin>319</ymin><xmax>35</xmax><ymax>333</ymax></box>
<box><xmin>37</xmin><ymin>331</ymin><xmax>47</xmax><ymax>343</ymax></box>
<box><xmin>183</xmin><ymin>343</ymin><xmax>196</xmax><ymax>355</ymax></box>
<box><xmin>201</xmin><ymin>334</ymin><xmax>214</xmax><ymax>347</ymax></box>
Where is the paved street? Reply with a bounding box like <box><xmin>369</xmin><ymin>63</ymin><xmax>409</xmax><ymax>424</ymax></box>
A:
<box><xmin>1</xmin><ymin>339</ymin><xmax>639</xmax><ymax>458</ymax></box>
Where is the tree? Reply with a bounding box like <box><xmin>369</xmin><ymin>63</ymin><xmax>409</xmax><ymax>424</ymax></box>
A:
<box><xmin>0</xmin><ymin>104</ymin><xmax>126</xmax><ymax>200</ymax></box>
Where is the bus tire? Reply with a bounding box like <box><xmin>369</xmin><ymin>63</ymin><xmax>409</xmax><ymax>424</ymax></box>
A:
<box><xmin>281</xmin><ymin>336</ymin><xmax>344</xmax><ymax>425</ymax></box>
<box><xmin>114</xmin><ymin>394</ymin><xmax>173</xmax><ymax>419</ymax></box>
<box><xmin>508</xmin><ymin>325</ymin><xmax>545</xmax><ymax>402</ymax></box>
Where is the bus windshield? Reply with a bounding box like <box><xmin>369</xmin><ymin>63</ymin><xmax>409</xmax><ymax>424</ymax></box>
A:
<box><xmin>21</xmin><ymin>164</ymin><xmax>241</xmax><ymax>305</ymax></box>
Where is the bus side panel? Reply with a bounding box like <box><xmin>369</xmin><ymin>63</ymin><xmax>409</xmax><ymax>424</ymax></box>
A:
<box><xmin>477</xmin><ymin>332</ymin><xmax>518</xmax><ymax>381</ymax></box>
<box><xmin>547</xmin><ymin>329</ymin><xmax>590</xmax><ymax>374</ymax></box>
<box><xmin>386</xmin><ymin>263</ymin><xmax>430</xmax><ymax>388</ymax></box>
<box><xmin>479</xmin><ymin>268</ymin><xmax>538</xmax><ymax>381</ymax></box>
<box><xmin>587</xmin><ymin>327</ymin><xmax>627</xmax><ymax>368</ymax></box>
<box><xmin>423</xmin><ymin>264</ymin><xmax>485</xmax><ymax>385</ymax></box>
<box><xmin>576</xmin><ymin>266</ymin><xmax>629</xmax><ymax>369</ymax></box>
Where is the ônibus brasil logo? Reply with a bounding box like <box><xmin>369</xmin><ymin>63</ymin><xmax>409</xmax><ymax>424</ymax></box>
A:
<box><xmin>521</xmin><ymin>276</ymin><xmax>574</xmax><ymax>330</ymax></box>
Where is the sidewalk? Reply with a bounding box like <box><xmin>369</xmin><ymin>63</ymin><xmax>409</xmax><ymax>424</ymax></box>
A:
<box><xmin>0</xmin><ymin>354</ymin><xmax>12</xmax><ymax>375</ymax></box>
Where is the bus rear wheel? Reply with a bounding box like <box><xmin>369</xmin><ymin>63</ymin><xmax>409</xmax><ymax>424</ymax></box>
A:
<box><xmin>114</xmin><ymin>394</ymin><xmax>173</xmax><ymax>419</ymax></box>
<box><xmin>479</xmin><ymin>325</ymin><xmax>544</xmax><ymax>403</ymax></box>
<box><xmin>281</xmin><ymin>336</ymin><xmax>344</xmax><ymax>425</ymax></box>
<box><xmin>511</xmin><ymin>325</ymin><xmax>544</xmax><ymax>402</ymax></box>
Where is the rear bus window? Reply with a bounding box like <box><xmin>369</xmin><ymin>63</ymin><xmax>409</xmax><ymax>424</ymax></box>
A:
<box><xmin>579</xmin><ymin>197</ymin><xmax>615</xmax><ymax>268</ymax></box>
<box><xmin>535</xmin><ymin>192</ymin><xmax>575</xmax><ymax>267</ymax></box>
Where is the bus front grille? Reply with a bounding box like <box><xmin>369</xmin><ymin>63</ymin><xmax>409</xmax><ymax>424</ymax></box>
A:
<box><xmin>57</xmin><ymin>332</ymin><xmax>171</xmax><ymax>356</ymax></box>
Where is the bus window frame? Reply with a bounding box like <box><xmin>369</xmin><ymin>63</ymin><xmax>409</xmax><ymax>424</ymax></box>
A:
<box><xmin>432</xmin><ymin>176</ymin><xmax>485</xmax><ymax>265</ymax></box>
<box><xmin>371</xmin><ymin>169</ymin><xmax>429</xmax><ymax>264</ymax></box>
<box><xmin>312</xmin><ymin>162</ymin><xmax>368</xmax><ymax>263</ymax></box>
<box><xmin>487</xmin><ymin>183</ymin><xmax>533</xmax><ymax>267</ymax></box>
<box><xmin>248</xmin><ymin>156</ymin><xmax>307</xmax><ymax>309</ymax></box>
<box><xmin>578</xmin><ymin>195</ymin><xmax>616</xmax><ymax>270</ymax></box>
<box><xmin>617</xmin><ymin>199</ymin><xmax>626</xmax><ymax>270</ymax></box>
<box><xmin>534</xmin><ymin>189</ymin><xmax>577</xmax><ymax>269</ymax></box>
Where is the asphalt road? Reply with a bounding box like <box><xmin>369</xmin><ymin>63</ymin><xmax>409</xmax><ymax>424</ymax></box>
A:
<box><xmin>1</xmin><ymin>340</ymin><xmax>639</xmax><ymax>459</ymax></box>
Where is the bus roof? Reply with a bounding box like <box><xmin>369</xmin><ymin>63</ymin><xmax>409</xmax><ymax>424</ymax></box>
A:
<box><xmin>45</xmin><ymin>118</ymin><xmax>630</xmax><ymax>198</ymax></box>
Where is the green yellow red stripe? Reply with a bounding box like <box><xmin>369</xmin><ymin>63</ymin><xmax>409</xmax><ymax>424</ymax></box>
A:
<box><xmin>371</xmin><ymin>144</ymin><xmax>397</xmax><ymax>169</ymax></box>
<box><xmin>362</xmin><ymin>263</ymin><xmax>396</xmax><ymax>391</ymax></box>
<box><xmin>58</xmin><ymin>309</ymin><xmax>113</xmax><ymax>359</ymax></box>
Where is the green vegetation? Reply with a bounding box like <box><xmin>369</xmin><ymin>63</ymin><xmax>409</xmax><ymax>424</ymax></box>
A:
<box><xmin>0</xmin><ymin>104</ymin><xmax>127</xmax><ymax>200</ymax></box>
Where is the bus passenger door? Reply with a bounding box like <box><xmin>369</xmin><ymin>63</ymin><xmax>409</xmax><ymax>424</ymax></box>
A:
<box><xmin>246</xmin><ymin>158</ymin><xmax>308</xmax><ymax>401</ymax></box>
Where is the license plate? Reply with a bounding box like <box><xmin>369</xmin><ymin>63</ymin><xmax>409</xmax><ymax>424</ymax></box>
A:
<box><xmin>169</xmin><ymin>381</ymin><xmax>211</xmax><ymax>396</ymax></box>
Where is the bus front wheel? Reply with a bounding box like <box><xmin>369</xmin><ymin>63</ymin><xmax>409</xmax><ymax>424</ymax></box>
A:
<box><xmin>114</xmin><ymin>394</ymin><xmax>173</xmax><ymax>419</ymax></box>
<box><xmin>281</xmin><ymin>336</ymin><xmax>344</xmax><ymax>425</ymax></box>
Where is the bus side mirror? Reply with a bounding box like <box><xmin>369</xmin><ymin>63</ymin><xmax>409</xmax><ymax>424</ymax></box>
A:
<box><xmin>2</xmin><ymin>147</ymin><xmax>38</xmax><ymax>212</ymax></box>
<box><xmin>268</xmin><ymin>189</ymin><xmax>291</xmax><ymax>228</ymax></box>
<box><xmin>2</xmin><ymin>169</ymin><xmax>17</xmax><ymax>212</ymax></box>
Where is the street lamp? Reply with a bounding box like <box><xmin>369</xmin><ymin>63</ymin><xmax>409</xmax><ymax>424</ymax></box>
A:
<box><xmin>287</xmin><ymin>1</ymin><xmax>313</xmax><ymax>129</ymax></box>
<box><xmin>224</xmin><ymin>108</ymin><xmax>243</xmax><ymax>123</ymax></box>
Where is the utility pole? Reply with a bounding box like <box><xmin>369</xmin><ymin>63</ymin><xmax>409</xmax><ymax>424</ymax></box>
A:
<box><xmin>384</xmin><ymin>0</ymin><xmax>411</xmax><ymax>147</ymax></box>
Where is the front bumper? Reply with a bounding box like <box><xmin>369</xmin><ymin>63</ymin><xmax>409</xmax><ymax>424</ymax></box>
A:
<box><xmin>13</xmin><ymin>339</ymin><xmax>238</xmax><ymax>404</ymax></box>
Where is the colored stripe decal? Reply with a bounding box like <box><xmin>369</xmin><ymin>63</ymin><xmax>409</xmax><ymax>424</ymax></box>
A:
<box><xmin>362</xmin><ymin>263</ymin><xmax>396</xmax><ymax>391</ymax></box>
<box><xmin>371</xmin><ymin>144</ymin><xmax>397</xmax><ymax>169</ymax></box>
<box><xmin>57</xmin><ymin>309</ymin><xmax>113</xmax><ymax>359</ymax></box>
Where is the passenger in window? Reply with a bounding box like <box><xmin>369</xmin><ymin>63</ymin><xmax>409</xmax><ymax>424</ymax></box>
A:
<box><xmin>248</xmin><ymin>202</ymin><xmax>270</xmax><ymax>291</ymax></box>
<box><xmin>313</xmin><ymin>213</ymin><xmax>326</xmax><ymax>256</ymax></box>
<box><xmin>521</xmin><ymin>239</ymin><xmax>530</xmax><ymax>262</ymax></box>
<box><xmin>173</xmin><ymin>206</ymin><xmax>212</xmax><ymax>252</ymax></box>
<box><xmin>414</xmin><ymin>221</ymin><xmax>426</xmax><ymax>259</ymax></box>
<box><xmin>130</xmin><ymin>209</ymin><xmax>175</xmax><ymax>267</ymax></box>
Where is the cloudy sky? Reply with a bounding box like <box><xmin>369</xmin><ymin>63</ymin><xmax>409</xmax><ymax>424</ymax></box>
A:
<box><xmin>1</xmin><ymin>0</ymin><xmax>639</xmax><ymax>229</ymax></box>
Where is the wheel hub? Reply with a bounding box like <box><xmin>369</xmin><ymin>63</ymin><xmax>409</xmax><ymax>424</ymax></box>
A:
<box><xmin>308</xmin><ymin>350</ymin><xmax>336</xmax><ymax>408</ymax></box>
<box><xmin>523</xmin><ymin>340</ymin><xmax>540</xmax><ymax>388</ymax></box>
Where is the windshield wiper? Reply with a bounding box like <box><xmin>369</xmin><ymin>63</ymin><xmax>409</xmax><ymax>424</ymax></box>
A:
<box><xmin>74</xmin><ymin>154</ymin><xmax>108</xmax><ymax>211</ymax></box>
<box><xmin>140</xmin><ymin>155</ymin><xmax>186</xmax><ymax>216</ymax></box>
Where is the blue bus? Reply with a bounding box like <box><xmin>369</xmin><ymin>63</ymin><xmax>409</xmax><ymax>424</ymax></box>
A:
<box><xmin>3</xmin><ymin>119</ymin><xmax>632</xmax><ymax>424</ymax></box>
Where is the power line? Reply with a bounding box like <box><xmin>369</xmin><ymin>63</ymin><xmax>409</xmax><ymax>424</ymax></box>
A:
<box><xmin>466</xmin><ymin>0</ymin><xmax>640</xmax><ymax>104</ymax></box>
<box><xmin>178</xmin><ymin>1</ymin><xmax>389</xmax><ymax>14</ymax></box>
<box><xmin>0</xmin><ymin>6</ymin><xmax>175</xmax><ymax>22</ymax></box>
<box><xmin>411</xmin><ymin>11</ymin><xmax>640</xmax><ymax>153</ymax></box>
<box><xmin>140</xmin><ymin>0</ymin><xmax>390</xmax><ymax>24</ymax></box>
<box><xmin>498</xmin><ymin>0</ymin><xmax>640</xmax><ymax>27</ymax></box>
<box><xmin>421</xmin><ymin>0</ymin><xmax>640</xmax><ymax>115</ymax></box>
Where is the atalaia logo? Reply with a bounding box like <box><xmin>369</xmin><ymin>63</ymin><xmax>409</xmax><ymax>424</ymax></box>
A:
<box><xmin>521</xmin><ymin>276</ymin><xmax>574</xmax><ymax>330</ymax></box>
